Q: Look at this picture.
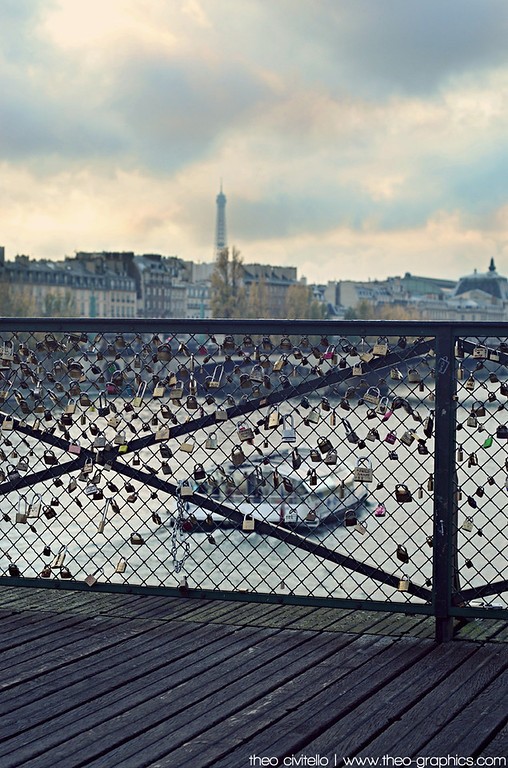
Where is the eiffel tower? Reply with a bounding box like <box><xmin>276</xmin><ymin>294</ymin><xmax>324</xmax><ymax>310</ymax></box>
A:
<box><xmin>214</xmin><ymin>181</ymin><xmax>227</xmax><ymax>256</ymax></box>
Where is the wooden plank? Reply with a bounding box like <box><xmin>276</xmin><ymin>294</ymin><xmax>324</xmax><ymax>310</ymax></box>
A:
<box><xmin>0</xmin><ymin>618</ymin><xmax>202</xmax><ymax>710</ymax></box>
<box><xmin>0</xmin><ymin>616</ymin><xmax>163</xmax><ymax>689</ymax></box>
<box><xmin>325</xmin><ymin>609</ymin><xmax>400</xmax><ymax>634</ymax></box>
<box><xmin>158</xmin><ymin>634</ymin><xmax>395</xmax><ymax>768</ymax></box>
<box><xmin>0</xmin><ymin>622</ymin><xmax>247</xmax><ymax>741</ymax></box>
<box><xmin>0</xmin><ymin>624</ymin><xmax>282</xmax><ymax>767</ymax></box>
<box><xmin>10</xmin><ymin>628</ymin><xmax>329</xmax><ymax>768</ymax></box>
<box><xmin>353</xmin><ymin>643</ymin><xmax>507</xmax><ymax>758</ymax></box>
<box><xmin>243</xmin><ymin>604</ymin><xmax>321</xmax><ymax>628</ymax></box>
<box><xmin>296</xmin><ymin>640</ymin><xmax>479</xmax><ymax>761</ymax></box>
<box><xmin>284</xmin><ymin>607</ymin><xmax>354</xmax><ymax>631</ymax></box>
<box><xmin>418</xmin><ymin>665</ymin><xmax>508</xmax><ymax>756</ymax></box>
<box><xmin>484</xmin><ymin>723</ymin><xmax>508</xmax><ymax>760</ymax></box>
<box><xmin>82</xmin><ymin>635</ymin><xmax>434</xmax><ymax>768</ymax></box>
<box><xmin>219</xmin><ymin>638</ymin><xmax>459</xmax><ymax>767</ymax></box>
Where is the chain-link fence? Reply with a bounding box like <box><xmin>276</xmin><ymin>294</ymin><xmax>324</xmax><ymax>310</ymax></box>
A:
<box><xmin>0</xmin><ymin>319</ymin><xmax>506</xmax><ymax>639</ymax></box>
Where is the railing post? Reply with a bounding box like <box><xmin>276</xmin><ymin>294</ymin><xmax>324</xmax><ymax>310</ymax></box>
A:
<box><xmin>433</xmin><ymin>326</ymin><xmax>458</xmax><ymax>642</ymax></box>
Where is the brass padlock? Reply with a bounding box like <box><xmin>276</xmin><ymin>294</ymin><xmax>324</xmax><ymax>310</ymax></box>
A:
<box><xmin>242</xmin><ymin>514</ymin><xmax>255</xmax><ymax>531</ymax></box>
<box><xmin>231</xmin><ymin>446</ymin><xmax>245</xmax><ymax>466</ymax></box>
<box><xmin>207</xmin><ymin>366</ymin><xmax>223</xmax><ymax>389</ymax></box>
<box><xmin>267</xmin><ymin>409</ymin><xmax>280</xmax><ymax>429</ymax></box>
<box><xmin>398</xmin><ymin>575</ymin><xmax>410</xmax><ymax>592</ymax></box>
<box><xmin>373</xmin><ymin>337</ymin><xmax>388</xmax><ymax>356</ymax></box>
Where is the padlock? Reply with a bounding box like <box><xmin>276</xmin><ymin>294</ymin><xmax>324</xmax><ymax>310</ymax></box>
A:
<box><xmin>156</xmin><ymin>343</ymin><xmax>172</xmax><ymax>362</ymax></box>
<box><xmin>373</xmin><ymin>337</ymin><xmax>389</xmax><ymax>356</ymax></box>
<box><xmin>242</xmin><ymin>514</ymin><xmax>255</xmax><ymax>531</ymax></box>
<box><xmin>43</xmin><ymin>449</ymin><xmax>58</xmax><ymax>465</ymax></box>
<box><xmin>27</xmin><ymin>494</ymin><xmax>41</xmax><ymax>517</ymax></box>
<box><xmin>231</xmin><ymin>446</ymin><xmax>245</xmax><ymax>466</ymax></box>
<box><xmin>407</xmin><ymin>368</ymin><xmax>421</xmax><ymax>384</ymax></box>
<box><xmin>179</xmin><ymin>439</ymin><xmax>195</xmax><ymax>454</ymax></box>
<box><xmin>400</xmin><ymin>430</ymin><xmax>414</xmax><ymax>447</ymax></box>
<box><xmin>467</xmin><ymin>452</ymin><xmax>478</xmax><ymax>467</ymax></box>
<box><xmin>472</xmin><ymin>345</ymin><xmax>487</xmax><ymax>359</ymax></box>
<box><xmin>465</xmin><ymin>375</ymin><xmax>475</xmax><ymax>392</ymax></box>
<box><xmin>238</xmin><ymin>424</ymin><xmax>254</xmax><ymax>442</ymax></box>
<box><xmin>291</xmin><ymin>449</ymin><xmax>302</xmax><ymax>470</ymax></box>
<box><xmin>317</xmin><ymin>436</ymin><xmax>333</xmax><ymax>454</ymax></box>
<box><xmin>398</xmin><ymin>575</ymin><xmax>410</xmax><ymax>592</ymax></box>
<box><xmin>186</xmin><ymin>394</ymin><xmax>198</xmax><ymax>410</ymax></box>
<box><xmin>130</xmin><ymin>532</ymin><xmax>145</xmax><ymax>545</ymax></box>
<box><xmin>396</xmin><ymin>544</ymin><xmax>409</xmax><ymax>563</ymax></box>
<box><xmin>384</xmin><ymin>431</ymin><xmax>397</xmax><ymax>445</ymax></box>
<box><xmin>427</xmin><ymin>474</ymin><xmax>434</xmax><ymax>492</ymax></box>
<box><xmin>308</xmin><ymin>469</ymin><xmax>317</xmax><ymax>486</ymax></box>
<box><xmin>194</xmin><ymin>463</ymin><xmax>206</xmax><ymax>481</ymax></box>
<box><xmin>390</xmin><ymin>368</ymin><xmax>403</xmax><ymax>381</ymax></box>
<box><xmin>267</xmin><ymin>409</ymin><xmax>280</xmax><ymax>429</ymax></box>
<box><xmin>496</xmin><ymin>425</ymin><xmax>508</xmax><ymax>439</ymax></box>
<box><xmin>153</xmin><ymin>383</ymin><xmax>165</xmax><ymax>398</ymax></box>
<box><xmin>395</xmin><ymin>484</ymin><xmax>412</xmax><ymax>503</ymax></box>
<box><xmin>281</xmin><ymin>414</ymin><xmax>296</xmax><ymax>442</ymax></box>
<box><xmin>151</xmin><ymin>419</ymin><xmax>169</xmax><ymax>439</ymax></box>
<box><xmin>466</xmin><ymin>410</ymin><xmax>477</xmax><ymax>428</ymax></box>
<box><xmin>374</xmin><ymin>503</ymin><xmax>386</xmax><ymax>517</ymax></box>
<box><xmin>207</xmin><ymin>366</ymin><xmax>223</xmax><ymax>389</ymax></box>
<box><xmin>363</xmin><ymin>386</ymin><xmax>381</xmax><ymax>406</ymax></box>
<box><xmin>115</xmin><ymin>558</ymin><xmax>127</xmax><ymax>573</ymax></box>
<box><xmin>205</xmin><ymin>433</ymin><xmax>218</xmax><ymax>450</ymax></box>
<box><xmin>353</xmin><ymin>457</ymin><xmax>373</xmax><ymax>483</ymax></box>
<box><xmin>461</xmin><ymin>517</ymin><xmax>474</xmax><ymax>532</ymax></box>
<box><xmin>51</xmin><ymin>546</ymin><xmax>66</xmax><ymax>568</ymax></box>
<box><xmin>345</xmin><ymin>510</ymin><xmax>358</xmax><ymax>527</ymax></box>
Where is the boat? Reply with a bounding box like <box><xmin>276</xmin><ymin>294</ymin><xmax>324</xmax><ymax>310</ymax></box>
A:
<box><xmin>177</xmin><ymin>447</ymin><xmax>368</xmax><ymax>532</ymax></box>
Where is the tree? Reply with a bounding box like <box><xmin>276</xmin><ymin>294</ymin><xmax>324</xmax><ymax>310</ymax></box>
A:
<box><xmin>0</xmin><ymin>282</ymin><xmax>37</xmax><ymax>316</ymax></box>
<box><xmin>210</xmin><ymin>246</ymin><xmax>247</xmax><ymax>318</ymax></box>
<box><xmin>344</xmin><ymin>301</ymin><xmax>418</xmax><ymax>320</ymax></box>
<box><xmin>285</xmin><ymin>284</ymin><xmax>327</xmax><ymax>319</ymax></box>
<box><xmin>42</xmin><ymin>291</ymin><xmax>76</xmax><ymax>317</ymax></box>
<box><xmin>246</xmin><ymin>277</ymin><xmax>268</xmax><ymax>318</ymax></box>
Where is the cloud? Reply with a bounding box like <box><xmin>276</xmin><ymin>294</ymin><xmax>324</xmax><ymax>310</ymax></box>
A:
<box><xmin>0</xmin><ymin>0</ymin><xmax>508</xmax><ymax>286</ymax></box>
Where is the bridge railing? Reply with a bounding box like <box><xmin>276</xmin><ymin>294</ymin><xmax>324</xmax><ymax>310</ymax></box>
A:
<box><xmin>0</xmin><ymin>318</ymin><xmax>506</xmax><ymax>641</ymax></box>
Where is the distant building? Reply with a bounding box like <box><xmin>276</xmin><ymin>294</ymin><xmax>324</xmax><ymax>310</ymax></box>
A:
<box><xmin>242</xmin><ymin>264</ymin><xmax>298</xmax><ymax>318</ymax></box>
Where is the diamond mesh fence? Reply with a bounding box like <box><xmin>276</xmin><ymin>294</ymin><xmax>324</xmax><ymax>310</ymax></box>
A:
<box><xmin>0</xmin><ymin>321</ymin><xmax>506</xmax><ymax>622</ymax></box>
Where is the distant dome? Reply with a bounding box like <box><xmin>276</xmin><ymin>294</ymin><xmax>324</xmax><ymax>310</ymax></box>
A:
<box><xmin>453</xmin><ymin>259</ymin><xmax>508</xmax><ymax>301</ymax></box>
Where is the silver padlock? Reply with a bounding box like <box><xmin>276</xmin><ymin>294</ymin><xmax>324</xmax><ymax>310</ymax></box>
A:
<box><xmin>205</xmin><ymin>433</ymin><xmax>218</xmax><ymax>450</ymax></box>
<box><xmin>281</xmin><ymin>414</ymin><xmax>296</xmax><ymax>442</ymax></box>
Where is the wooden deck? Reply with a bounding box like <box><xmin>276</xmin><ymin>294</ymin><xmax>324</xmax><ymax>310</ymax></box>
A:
<box><xmin>0</xmin><ymin>586</ymin><xmax>506</xmax><ymax>768</ymax></box>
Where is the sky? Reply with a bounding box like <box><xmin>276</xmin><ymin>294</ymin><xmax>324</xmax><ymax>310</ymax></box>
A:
<box><xmin>1</xmin><ymin>0</ymin><xmax>508</xmax><ymax>285</ymax></box>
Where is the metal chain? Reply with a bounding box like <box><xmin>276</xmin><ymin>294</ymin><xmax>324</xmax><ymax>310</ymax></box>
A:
<box><xmin>170</xmin><ymin>492</ymin><xmax>191</xmax><ymax>574</ymax></box>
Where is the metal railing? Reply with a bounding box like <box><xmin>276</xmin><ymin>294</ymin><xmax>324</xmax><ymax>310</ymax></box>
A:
<box><xmin>0</xmin><ymin>318</ymin><xmax>506</xmax><ymax>641</ymax></box>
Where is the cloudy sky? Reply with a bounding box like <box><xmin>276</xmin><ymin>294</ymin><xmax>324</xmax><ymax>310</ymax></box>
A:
<box><xmin>1</xmin><ymin>0</ymin><xmax>508</xmax><ymax>284</ymax></box>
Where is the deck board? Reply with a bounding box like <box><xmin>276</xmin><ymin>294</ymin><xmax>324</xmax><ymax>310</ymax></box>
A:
<box><xmin>0</xmin><ymin>589</ymin><xmax>505</xmax><ymax>768</ymax></box>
